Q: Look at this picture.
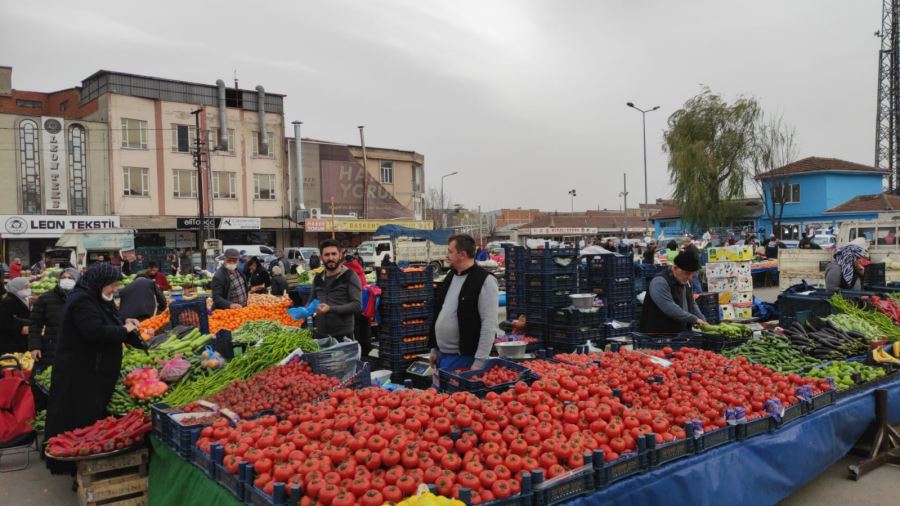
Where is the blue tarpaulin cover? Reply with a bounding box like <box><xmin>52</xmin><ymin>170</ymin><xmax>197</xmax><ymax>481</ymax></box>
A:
<box><xmin>568</xmin><ymin>377</ymin><xmax>900</xmax><ymax>506</ymax></box>
<box><xmin>373</xmin><ymin>225</ymin><xmax>454</xmax><ymax>245</ymax></box>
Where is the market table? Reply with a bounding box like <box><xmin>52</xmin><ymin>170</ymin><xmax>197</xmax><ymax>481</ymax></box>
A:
<box><xmin>569</xmin><ymin>375</ymin><xmax>900</xmax><ymax>506</ymax></box>
<box><xmin>148</xmin><ymin>436</ymin><xmax>241</xmax><ymax>506</ymax></box>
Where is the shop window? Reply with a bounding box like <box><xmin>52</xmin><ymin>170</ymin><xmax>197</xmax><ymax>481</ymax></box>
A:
<box><xmin>173</xmin><ymin>169</ymin><xmax>198</xmax><ymax>198</ymax></box>
<box><xmin>121</xmin><ymin>118</ymin><xmax>148</xmax><ymax>149</ymax></box>
<box><xmin>18</xmin><ymin>119</ymin><xmax>41</xmax><ymax>214</ymax></box>
<box><xmin>381</xmin><ymin>161</ymin><xmax>394</xmax><ymax>184</ymax></box>
<box><xmin>254</xmin><ymin>173</ymin><xmax>276</xmax><ymax>200</ymax></box>
<box><xmin>68</xmin><ymin>124</ymin><xmax>88</xmax><ymax>215</ymax></box>
<box><xmin>123</xmin><ymin>167</ymin><xmax>149</xmax><ymax>196</ymax></box>
<box><xmin>213</xmin><ymin>171</ymin><xmax>236</xmax><ymax>199</ymax></box>
<box><xmin>171</xmin><ymin>124</ymin><xmax>197</xmax><ymax>153</ymax></box>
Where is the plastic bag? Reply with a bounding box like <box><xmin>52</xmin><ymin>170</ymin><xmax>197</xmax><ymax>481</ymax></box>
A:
<box><xmin>287</xmin><ymin>298</ymin><xmax>320</xmax><ymax>321</ymax></box>
<box><xmin>200</xmin><ymin>345</ymin><xmax>226</xmax><ymax>370</ymax></box>
<box><xmin>157</xmin><ymin>353</ymin><xmax>191</xmax><ymax>382</ymax></box>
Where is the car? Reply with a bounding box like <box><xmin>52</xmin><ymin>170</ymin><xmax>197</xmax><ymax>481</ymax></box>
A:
<box><xmin>811</xmin><ymin>234</ymin><xmax>837</xmax><ymax>250</ymax></box>
<box><xmin>285</xmin><ymin>247</ymin><xmax>320</xmax><ymax>270</ymax></box>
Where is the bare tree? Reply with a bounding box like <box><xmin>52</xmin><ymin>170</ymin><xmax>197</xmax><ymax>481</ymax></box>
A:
<box><xmin>424</xmin><ymin>186</ymin><xmax>454</xmax><ymax>228</ymax></box>
<box><xmin>752</xmin><ymin>115</ymin><xmax>798</xmax><ymax>239</ymax></box>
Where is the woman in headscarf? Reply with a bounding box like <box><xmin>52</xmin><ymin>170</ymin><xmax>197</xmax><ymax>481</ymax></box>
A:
<box><xmin>44</xmin><ymin>263</ymin><xmax>144</xmax><ymax>473</ymax></box>
<box><xmin>825</xmin><ymin>243</ymin><xmax>868</xmax><ymax>291</ymax></box>
<box><xmin>28</xmin><ymin>268</ymin><xmax>80</xmax><ymax>374</ymax></box>
<box><xmin>244</xmin><ymin>256</ymin><xmax>271</xmax><ymax>294</ymax></box>
<box><xmin>0</xmin><ymin>277</ymin><xmax>32</xmax><ymax>355</ymax></box>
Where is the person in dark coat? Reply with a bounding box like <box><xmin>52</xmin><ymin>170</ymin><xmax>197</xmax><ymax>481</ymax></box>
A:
<box><xmin>118</xmin><ymin>276</ymin><xmax>167</xmax><ymax>321</ymax></box>
<box><xmin>0</xmin><ymin>277</ymin><xmax>32</xmax><ymax>355</ymax></box>
<box><xmin>269</xmin><ymin>266</ymin><xmax>289</xmax><ymax>296</ymax></box>
<box><xmin>245</xmin><ymin>256</ymin><xmax>271</xmax><ymax>294</ymax></box>
<box><xmin>211</xmin><ymin>249</ymin><xmax>249</xmax><ymax>309</ymax></box>
<box><xmin>308</xmin><ymin>254</ymin><xmax>321</xmax><ymax>270</ymax></box>
<box><xmin>44</xmin><ymin>263</ymin><xmax>144</xmax><ymax>473</ymax></box>
<box><xmin>28</xmin><ymin>268</ymin><xmax>80</xmax><ymax>372</ymax></box>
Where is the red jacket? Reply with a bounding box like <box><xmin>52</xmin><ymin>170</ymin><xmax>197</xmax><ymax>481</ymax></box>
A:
<box><xmin>9</xmin><ymin>263</ymin><xmax>22</xmax><ymax>279</ymax></box>
<box><xmin>344</xmin><ymin>259</ymin><xmax>367</xmax><ymax>288</ymax></box>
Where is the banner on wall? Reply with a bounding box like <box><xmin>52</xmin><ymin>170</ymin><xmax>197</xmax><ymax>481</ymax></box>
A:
<box><xmin>41</xmin><ymin>117</ymin><xmax>68</xmax><ymax>213</ymax></box>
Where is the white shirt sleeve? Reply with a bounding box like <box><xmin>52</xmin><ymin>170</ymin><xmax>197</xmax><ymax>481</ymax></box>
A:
<box><xmin>473</xmin><ymin>275</ymin><xmax>499</xmax><ymax>368</ymax></box>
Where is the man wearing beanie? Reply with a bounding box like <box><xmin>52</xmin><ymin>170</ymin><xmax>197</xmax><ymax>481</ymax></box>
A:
<box><xmin>640</xmin><ymin>250</ymin><xmax>708</xmax><ymax>334</ymax></box>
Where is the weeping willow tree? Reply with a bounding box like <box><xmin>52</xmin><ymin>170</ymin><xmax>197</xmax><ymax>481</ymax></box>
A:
<box><xmin>663</xmin><ymin>89</ymin><xmax>760</xmax><ymax>232</ymax></box>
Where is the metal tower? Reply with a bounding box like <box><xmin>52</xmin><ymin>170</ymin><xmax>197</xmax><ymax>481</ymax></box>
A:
<box><xmin>875</xmin><ymin>0</ymin><xmax>900</xmax><ymax>193</ymax></box>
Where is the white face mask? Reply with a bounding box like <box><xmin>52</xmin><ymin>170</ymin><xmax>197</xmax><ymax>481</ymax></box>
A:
<box><xmin>18</xmin><ymin>289</ymin><xmax>31</xmax><ymax>298</ymax></box>
<box><xmin>225</xmin><ymin>263</ymin><xmax>238</xmax><ymax>271</ymax></box>
<box><xmin>102</xmin><ymin>291</ymin><xmax>116</xmax><ymax>302</ymax></box>
<box><xmin>59</xmin><ymin>279</ymin><xmax>76</xmax><ymax>291</ymax></box>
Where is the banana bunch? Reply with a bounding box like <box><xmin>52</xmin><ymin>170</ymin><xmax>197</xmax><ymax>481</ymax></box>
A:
<box><xmin>0</xmin><ymin>352</ymin><xmax>35</xmax><ymax>371</ymax></box>
<box><xmin>872</xmin><ymin>343</ymin><xmax>900</xmax><ymax>366</ymax></box>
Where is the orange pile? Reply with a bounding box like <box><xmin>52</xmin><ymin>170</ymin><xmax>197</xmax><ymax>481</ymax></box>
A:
<box><xmin>208</xmin><ymin>301</ymin><xmax>301</xmax><ymax>334</ymax></box>
<box><xmin>139</xmin><ymin>309</ymin><xmax>171</xmax><ymax>341</ymax></box>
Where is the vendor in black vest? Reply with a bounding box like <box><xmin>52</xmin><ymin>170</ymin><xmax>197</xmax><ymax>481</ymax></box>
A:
<box><xmin>639</xmin><ymin>250</ymin><xmax>708</xmax><ymax>334</ymax></box>
<box><xmin>428</xmin><ymin>234</ymin><xmax>499</xmax><ymax>376</ymax></box>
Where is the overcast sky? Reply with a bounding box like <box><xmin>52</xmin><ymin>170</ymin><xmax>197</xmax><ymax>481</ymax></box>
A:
<box><xmin>0</xmin><ymin>0</ymin><xmax>883</xmax><ymax>213</ymax></box>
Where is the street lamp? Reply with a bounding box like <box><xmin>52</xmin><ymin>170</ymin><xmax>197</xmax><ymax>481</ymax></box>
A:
<box><xmin>441</xmin><ymin>171</ymin><xmax>458</xmax><ymax>228</ymax></box>
<box><xmin>568</xmin><ymin>189</ymin><xmax>576</xmax><ymax>212</ymax></box>
<box><xmin>626</xmin><ymin>102</ymin><xmax>660</xmax><ymax>237</ymax></box>
<box><xmin>619</xmin><ymin>173</ymin><xmax>629</xmax><ymax>239</ymax></box>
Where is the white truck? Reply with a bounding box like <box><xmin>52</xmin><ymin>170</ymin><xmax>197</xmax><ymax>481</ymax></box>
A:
<box><xmin>358</xmin><ymin>235</ymin><xmax>450</xmax><ymax>273</ymax></box>
<box><xmin>55</xmin><ymin>228</ymin><xmax>137</xmax><ymax>269</ymax></box>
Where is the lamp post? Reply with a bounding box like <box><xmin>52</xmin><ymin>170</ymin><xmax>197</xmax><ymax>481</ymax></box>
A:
<box><xmin>568</xmin><ymin>189</ymin><xmax>576</xmax><ymax>212</ymax></box>
<box><xmin>626</xmin><ymin>102</ymin><xmax>660</xmax><ymax>236</ymax></box>
<box><xmin>619</xmin><ymin>173</ymin><xmax>629</xmax><ymax>238</ymax></box>
<box><xmin>441</xmin><ymin>171</ymin><xmax>458</xmax><ymax>228</ymax></box>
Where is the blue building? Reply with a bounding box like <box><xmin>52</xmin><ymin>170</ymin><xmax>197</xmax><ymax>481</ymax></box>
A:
<box><xmin>651</xmin><ymin>200</ymin><xmax>762</xmax><ymax>240</ymax></box>
<box><xmin>653</xmin><ymin>157</ymin><xmax>897</xmax><ymax>240</ymax></box>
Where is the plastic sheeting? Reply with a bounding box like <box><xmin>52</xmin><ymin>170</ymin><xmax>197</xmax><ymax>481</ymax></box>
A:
<box><xmin>373</xmin><ymin>225</ymin><xmax>454</xmax><ymax>244</ymax></box>
<box><xmin>568</xmin><ymin>377</ymin><xmax>900</xmax><ymax>506</ymax></box>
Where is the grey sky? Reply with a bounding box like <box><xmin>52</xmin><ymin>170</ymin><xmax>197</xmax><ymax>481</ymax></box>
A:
<box><xmin>0</xmin><ymin>0</ymin><xmax>882</xmax><ymax>213</ymax></box>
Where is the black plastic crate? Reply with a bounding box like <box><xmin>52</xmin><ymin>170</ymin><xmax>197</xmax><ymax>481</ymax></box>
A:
<box><xmin>526</xmin><ymin>273</ymin><xmax>578</xmax><ymax>290</ymax></box>
<box><xmin>690</xmin><ymin>331</ymin><xmax>749</xmax><ymax>353</ymax></box>
<box><xmin>804</xmin><ymin>390</ymin><xmax>836</xmax><ymax>413</ymax></box>
<box><xmin>635</xmin><ymin>263</ymin><xmax>666</xmax><ymax>279</ymax></box>
<box><xmin>460</xmin><ymin>473</ymin><xmax>532</xmax><ymax>506</ymax></box>
<box><xmin>379</xmin><ymin>285</ymin><xmax>433</xmax><ymax>303</ymax></box>
<box><xmin>863</xmin><ymin>263</ymin><xmax>886</xmax><ymax>287</ymax></box>
<box><xmin>550</xmin><ymin>307</ymin><xmax>605</xmax><ymax>327</ymax></box>
<box><xmin>606</xmin><ymin>299</ymin><xmax>635</xmax><ymax>320</ymax></box>
<box><xmin>169</xmin><ymin>298</ymin><xmax>210</xmax><ymax>333</ymax></box>
<box><xmin>525</xmin><ymin>307</ymin><xmax>553</xmax><ymax>325</ymax></box>
<box><xmin>526</xmin><ymin>288</ymin><xmax>575</xmax><ymax>307</ymax></box>
<box><xmin>532</xmin><ymin>458</ymin><xmax>594</xmax><ymax>506</ymax></box>
<box><xmin>380</xmin><ymin>351</ymin><xmax>424</xmax><ymax>372</ymax></box>
<box><xmin>776</xmin><ymin>401</ymin><xmax>804</xmax><ymax>426</ymax></box>
<box><xmin>736</xmin><ymin>415</ymin><xmax>773</xmax><ymax>440</ymax></box>
<box><xmin>378</xmin><ymin>317</ymin><xmax>430</xmax><ymax>338</ymax></box>
<box><xmin>585</xmin><ymin>253</ymin><xmax>634</xmax><ymax>278</ymax></box>
<box><xmin>150</xmin><ymin>403</ymin><xmax>175</xmax><ymax>441</ymax></box>
<box><xmin>192</xmin><ymin>446</ymin><xmax>216</xmax><ymax>479</ymax></box>
<box><xmin>526</xmin><ymin>322</ymin><xmax>549</xmax><ymax>338</ymax></box>
<box><xmin>646</xmin><ymin>433</ymin><xmax>692</xmax><ymax>467</ymax></box>
<box><xmin>439</xmin><ymin>358</ymin><xmax>533</xmax><ymax>396</ymax></box>
<box><xmin>599</xmin><ymin>322</ymin><xmax>634</xmax><ymax>338</ymax></box>
<box><xmin>379</xmin><ymin>335</ymin><xmax>430</xmax><ymax>355</ymax></box>
<box><xmin>245</xmin><ymin>482</ymin><xmax>302</xmax><ymax>506</ymax></box>
<box><xmin>631</xmin><ymin>332</ymin><xmax>704</xmax><ymax>350</ymax></box>
<box><xmin>216</xmin><ymin>461</ymin><xmax>248</xmax><ymax>502</ymax></box>
<box><xmin>549</xmin><ymin>326</ymin><xmax>604</xmax><ymax>348</ymax></box>
<box><xmin>380</xmin><ymin>301</ymin><xmax>432</xmax><ymax>320</ymax></box>
<box><xmin>599</xmin><ymin>450</ymin><xmax>645</xmax><ymax>486</ymax></box>
<box><xmin>377</xmin><ymin>265</ymin><xmax>434</xmax><ymax>285</ymax></box>
<box><xmin>526</xmin><ymin>255</ymin><xmax>578</xmax><ymax>274</ymax></box>
<box><xmin>586</xmin><ymin>280</ymin><xmax>634</xmax><ymax>301</ymax></box>
<box><xmin>777</xmin><ymin>294</ymin><xmax>835</xmax><ymax>326</ymax></box>
<box><xmin>694</xmin><ymin>425</ymin><xmax>735</xmax><ymax>453</ymax></box>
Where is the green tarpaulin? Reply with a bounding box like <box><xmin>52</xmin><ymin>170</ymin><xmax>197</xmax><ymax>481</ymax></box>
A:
<box><xmin>148</xmin><ymin>436</ymin><xmax>241</xmax><ymax>506</ymax></box>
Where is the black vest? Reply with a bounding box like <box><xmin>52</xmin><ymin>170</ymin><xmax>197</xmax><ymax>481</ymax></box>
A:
<box><xmin>639</xmin><ymin>269</ymin><xmax>694</xmax><ymax>335</ymax></box>
<box><xmin>428</xmin><ymin>264</ymin><xmax>490</xmax><ymax>357</ymax></box>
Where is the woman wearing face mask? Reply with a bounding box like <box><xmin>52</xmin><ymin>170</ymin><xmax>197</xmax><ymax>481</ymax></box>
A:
<box><xmin>44</xmin><ymin>263</ymin><xmax>145</xmax><ymax>474</ymax></box>
<box><xmin>0</xmin><ymin>277</ymin><xmax>32</xmax><ymax>355</ymax></box>
<box><xmin>28</xmin><ymin>268</ymin><xmax>80</xmax><ymax>375</ymax></box>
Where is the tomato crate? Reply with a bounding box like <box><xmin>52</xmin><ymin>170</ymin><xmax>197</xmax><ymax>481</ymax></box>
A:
<box><xmin>379</xmin><ymin>285</ymin><xmax>433</xmax><ymax>303</ymax></box>
<box><xmin>776</xmin><ymin>401</ymin><xmax>805</xmax><ymax>427</ymax></box>
<box><xmin>525</xmin><ymin>273</ymin><xmax>578</xmax><ymax>291</ymax></box>
<box><xmin>379</xmin><ymin>335</ymin><xmax>430</xmax><ymax>355</ymax></box>
<box><xmin>378</xmin><ymin>316</ymin><xmax>430</xmax><ymax>338</ymax></box>
<box><xmin>583</xmin><ymin>280</ymin><xmax>634</xmax><ymax>301</ymax></box>
<box><xmin>150</xmin><ymin>403</ymin><xmax>175</xmax><ymax>441</ymax></box>
<box><xmin>694</xmin><ymin>425</ymin><xmax>735</xmax><ymax>453</ymax></box>
<box><xmin>525</xmin><ymin>288</ymin><xmax>576</xmax><ymax>307</ymax></box>
<box><xmin>805</xmin><ymin>389</ymin><xmax>836</xmax><ymax>413</ymax></box>
<box><xmin>380</xmin><ymin>301</ymin><xmax>433</xmax><ymax>320</ymax></box>
<box><xmin>605</xmin><ymin>298</ymin><xmax>635</xmax><ymax>320</ymax></box>
<box><xmin>526</xmin><ymin>322</ymin><xmax>549</xmax><ymax>338</ymax></box>
<box><xmin>598</xmin><ymin>450</ymin><xmax>646</xmax><ymax>486</ymax></box>
<box><xmin>525</xmin><ymin>307</ymin><xmax>553</xmax><ymax>325</ymax></box>
<box><xmin>550</xmin><ymin>307</ymin><xmax>605</xmax><ymax>327</ymax></box>
<box><xmin>191</xmin><ymin>445</ymin><xmax>217</xmax><ymax>479</ymax></box>
<box><xmin>215</xmin><ymin>460</ymin><xmax>250</xmax><ymax>502</ymax></box>
<box><xmin>439</xmin><ymin>358</ymin><xmax>534</xmax><ymax>397</ymax></box>
<box><xmin>245</xmin><ymin>482</ymin><xmax>302</xmax><ymax>506</ymax></box>
<box><xmin>645</xmin><ymin>433</ymin><xmax>693</xmax><ymax>467</ymax></box>
<box><xmin>460</xmin><ymin>473</ymin><xmax>532</xmax><ymax>506</ymax></box>
<box><xmin>599</xmin><ymin>321</ymin><xmax>634</xmax><ymax>339</ymax></box>
<box><xmin>168</xmin><ymin>412</ymin><xmax>211</xmax><ymax>460</ymax></box>
<box><xmin>380</xmin><ymin>351</ymin><xmax>423</xmax><ymax>373</ymax></box>
<box><xmin>376</xmin><ymin>265</ymin><xmax>434</xmax><ymax>285</ymax></box>
<box><xmin>584</xmin><ymin>253</ymin><xmax>634</xmax><ymax>278</ymax></box>
<box><xmin>736</xmin><ymin>415</ymin><xmax>774</xmax><ymax>440</ymax></box>
<box><xmin>631</xmin><ymin>332</ymin><xmax>704</xmax><ymax>351</ymax></box>
<box><xmin>526</xmin><ymin>255</ymin><xmax>578</xmax><ymax>274</ymax></box>
<box><xmin>548</xmin><ymin>326</ymin><xmax>604</xmax><ymax>350</ymax></box>
<box><xmin>532</xmin><ymin>457</ymin><xmax>594</xmax><ymax>506</ymax></box>
<box><xmin>169</xmin><ymin>298</ymin><xmax>210</xmax><ymax>334</ymax></box>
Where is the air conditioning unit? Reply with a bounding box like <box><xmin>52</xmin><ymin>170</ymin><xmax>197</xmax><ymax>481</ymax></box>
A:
<box><xmin>295</xmin><ymin>209</ymin><xmax>310</xmax><ymax>221</ymax></box>
<box><xmin>309</xmin><ymin>208</ymin><xmax>322</xmax><ymax>219</ymax></box>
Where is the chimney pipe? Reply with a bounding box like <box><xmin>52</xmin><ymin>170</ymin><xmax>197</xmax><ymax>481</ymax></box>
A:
<box><xmin>216</xmin><ymin>79</ymin><xmax>228</xmax><ymax>150</ymax></box>
<box><xmin>255</xmin><ymin>85</ymin><xmax>267</xmax><ymax>156</ymax></box>
<box><xmin>293</xmin><ymin>121</ymin><xmax>305</xmax><ymax>210</ymax></box>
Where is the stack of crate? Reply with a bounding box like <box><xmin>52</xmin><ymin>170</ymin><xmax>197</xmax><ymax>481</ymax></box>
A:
<box><xmin>503</xmin><ymin>245</ymin><xmax>527</xmax><ymax>320</ymax></box>
<box><xmin>377</xmin><ymin>265</ymin><xmax>434</xmax><ymax>382</ymax></box>
<box><xmin>76</xmin><ymin>448</ymin><xmax>149</xmax><ymax>506</ymax></box>
<box><xmin>581</xmin><ymin>253</ymin><xmax>636</xmax><ymax>339</ymax></box>
<box><xmin>524</xmin><ymin>247</ymin><xmax>578</xmax><ymax>344</ymax></box>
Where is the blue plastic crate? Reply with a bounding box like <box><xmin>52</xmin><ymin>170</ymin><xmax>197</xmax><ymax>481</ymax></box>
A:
<box><xmin>169</xmin><ymin>298</ymin><xmax>210</xmax><ymax>333</ymax></box>
<box><xmin>378</xmin><ymin>317</ymin><xmax>430</xmax><ymax>339</ymax></box>
<box><xmin>439</xmin><ymin>358</ymin><xmax>533</xmax><ymax>396</ymax></box>
<box><xmin>525</xmin><ymin>288</ymin><xmax>576</xmax><ymax>307</ymax></box>
<box><xmin>585</xmin><ymin>253</ymin><xmax>634</xmax><ymax>278</ymax></box>
<box><xmin>379</xmin><ymin>335</ymin><xmax>430</xmax><ymax>355</ymax></box>
<box><xmin>584</xmin><ymin>280</ymin><xmax>634</xmax><ymax>300</ymax></box>
<box><xmin>550</xmin><ymin>307</ymin><xmax>605</xmax><ymax>327</ymax></box>
<box><xmin>635</xmin><ymin>263</ymin><xmax>666</xmax><ymax>278</ymax></box>
<box><xmin>379</xmin><ymin>285</ymin><xmax>433</xmax><ymax>303</ymax></box>
<box><xmin>605</xmin><ymin>299</ymin><xmax>635</xmax><ymax>320</ymax></box>
<box><xmin>245</xmin><ymin>481</ymin><xmax>302</xmax><ymax>506</ymax></box>
<box><xmin>376</xmin><ymin>265</ymin><xmax>434</xmax><ymax>285</ymax></box>
<box><xmin>631</xmin><ymin>332</ymin><xmax>703</xmax><ymax>350</ymax></box>
<box><xmin>549</xmin><ymin>326</ymin><xmax>604</xmax><ymax>347</ymax></box>
<box><xmin>380</xmin><ymin>351</ymin><xmax>423</xmax><ymax>372</ymax></box>
<box><xmin>215</xmin><ymin>461</ymin><xmax>249</xmax><ymax>502</ymax></box>
<box><xmin>525</xmin><ymin>252</ymin><xmax>578</xmax><ymax>274</ymax></box>
<box><xmin>150</xmin><ymin>403</ymin><xmax>175</xmax><ymax>442</ymax></box>
<box><xmin>380</xmin><ymin>301</ymin><xmax>433</xmax><ymax>320</ymax></box>
<box><xmin>532</xmin><ymin>459</ymin><xmax>594</xmax><ymax>506</ymax></box>
<box><xmin>525</xmin><ymin>273</ymin><xmax>578</xmax><ymax>290</ymax></box>
<box><xmin>599</xmin><ymin>322</ymin><xmax>634</xmax><ymax>338</ymax></box>
<box><xmin>191</xmin><ymin>446</ymin><xmax>217</xmax><ymax>479</ymax></box>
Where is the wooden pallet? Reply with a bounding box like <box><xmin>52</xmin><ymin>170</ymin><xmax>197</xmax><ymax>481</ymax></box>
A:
<box><xmin>76</xmin><ymin>448</ymin><xmax>149</xmax><ymax>506</ymax></box>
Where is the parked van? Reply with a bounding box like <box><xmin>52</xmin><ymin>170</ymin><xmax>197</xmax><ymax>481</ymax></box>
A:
<box><xmin>224</xmin><ymin>245</ymin><xmax>275</xmax><ymax>258</ymax></box>
<box><xmin>838</xmin><ymin>217</ymin><xmax>900</xmax><ymax>262</ymax></box>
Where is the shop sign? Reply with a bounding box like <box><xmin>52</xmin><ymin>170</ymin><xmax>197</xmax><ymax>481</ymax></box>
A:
<box><xmin>219</xmin><ymin>217</ymin><xmax>261</xmax><ymax>230</ymax></box>
<box><xmin>304</xmin><ymin>219</ymin><xmax>432</xmax><ymax>233</ymax></box>
<box><xmin>175</xmin><ymin>217</ymin><xmax>261</xmax><ymax>230</ymax></box>
<box><xmin>0</xmin><ymin>214</ymin><xmax>120</xmax><ymax>238</ymax></box>
<box><xmin>41</xmin><ymin>117</ymin><xmax>69</xmax><ymax>213</ymax></box>
<box><xmin>520</xmin><ymin>227</ymin><xmax>598</xmax><ymax>236</ymax></box>
<box><xmin>176</xmin><ymin>217</ymin><xmax>220</xmax><ymax>230</ymax></box>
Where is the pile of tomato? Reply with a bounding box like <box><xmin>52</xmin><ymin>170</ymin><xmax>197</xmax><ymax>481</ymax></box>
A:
<box><xmin>199</xmin><ymin>362</ymin><xmax>340</xmax><ymax>419</ymax></box>
<box><xmin>193</xmin><ymin>347</ymin><xmax>830</xmax><ymax>504</ymax></box>
<box><xmin>469</xmin><ymin>366</ymin><xmax>524</xmax><ymax>387</ymax></box>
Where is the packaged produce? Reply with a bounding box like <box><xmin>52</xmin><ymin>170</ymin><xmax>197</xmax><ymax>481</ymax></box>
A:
<box><xmin>199</xmin><ymin>346</ymin><xmax>226</xmax><ymax>370</ymax></box>
<box><xmin>0</xmin><ymin>352</ymin><xmax>34</xmax><ymax>371</ymax></box>
<box><xmin>46</xmin><ymin>410</ymin><xmax>150</xmax><ymax>457</ymax></box>
<box><xmin>124</xmin><ymin>367</ymin><xmax>168</xmax><ymax>400</ymax></box>
<box><xmin>158</xmin><ymin>354</ymin><xmax>191</xmax><ymax>382</ymax></box>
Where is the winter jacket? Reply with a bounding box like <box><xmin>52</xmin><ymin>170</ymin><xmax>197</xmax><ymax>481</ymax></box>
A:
<box><xmin>118</xmin><ymin>277</ymin><xmax>167</xmax><ymax>321</ymax></box>
<box><xmin>270</xmin><ymin>275</ymin><xmax>289</xmax><ymax>296</ymax></box>
<box><xmin>312</xmin><ymin>268</ymin><xmax>362</xmax><ymax>338</ymax></box>
<box><xmin>0</xmin><ymin>293</ymin><xmax>30</xmax><ymax>354</ymax></box>
<box><xmin>28</xmin><ymin>286</ymin><xmax>69</xmax><ymax>367</ymax></box>
<box><xmin>211</xmin><ymin>266</ymin><xmax>249</xmax><ymax>309</ymax></box>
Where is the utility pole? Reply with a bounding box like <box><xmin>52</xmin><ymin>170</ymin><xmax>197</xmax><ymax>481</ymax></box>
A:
<box><xmin>627</xmin><ymin>102</ymin><xmax>660</xmax><ymax>233</ymax></box>
<box><xmin>191</xmin><ymin>108</ymin><xmax>206</xmax><ymax>270</ymax></box>
<box><xmin>330</xmin><ymin>197</ymin><xmax>336</xmax><ymax>240</ymax></box>
<box><xmin>619</xmin><ymin>173</ymin><xmax>629</xmax><ymax>238</ymax></box>
<box><xmin>358</xmin><ymin>126</ymin><xmax>369</xmax><ymax>218</ymax></box>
